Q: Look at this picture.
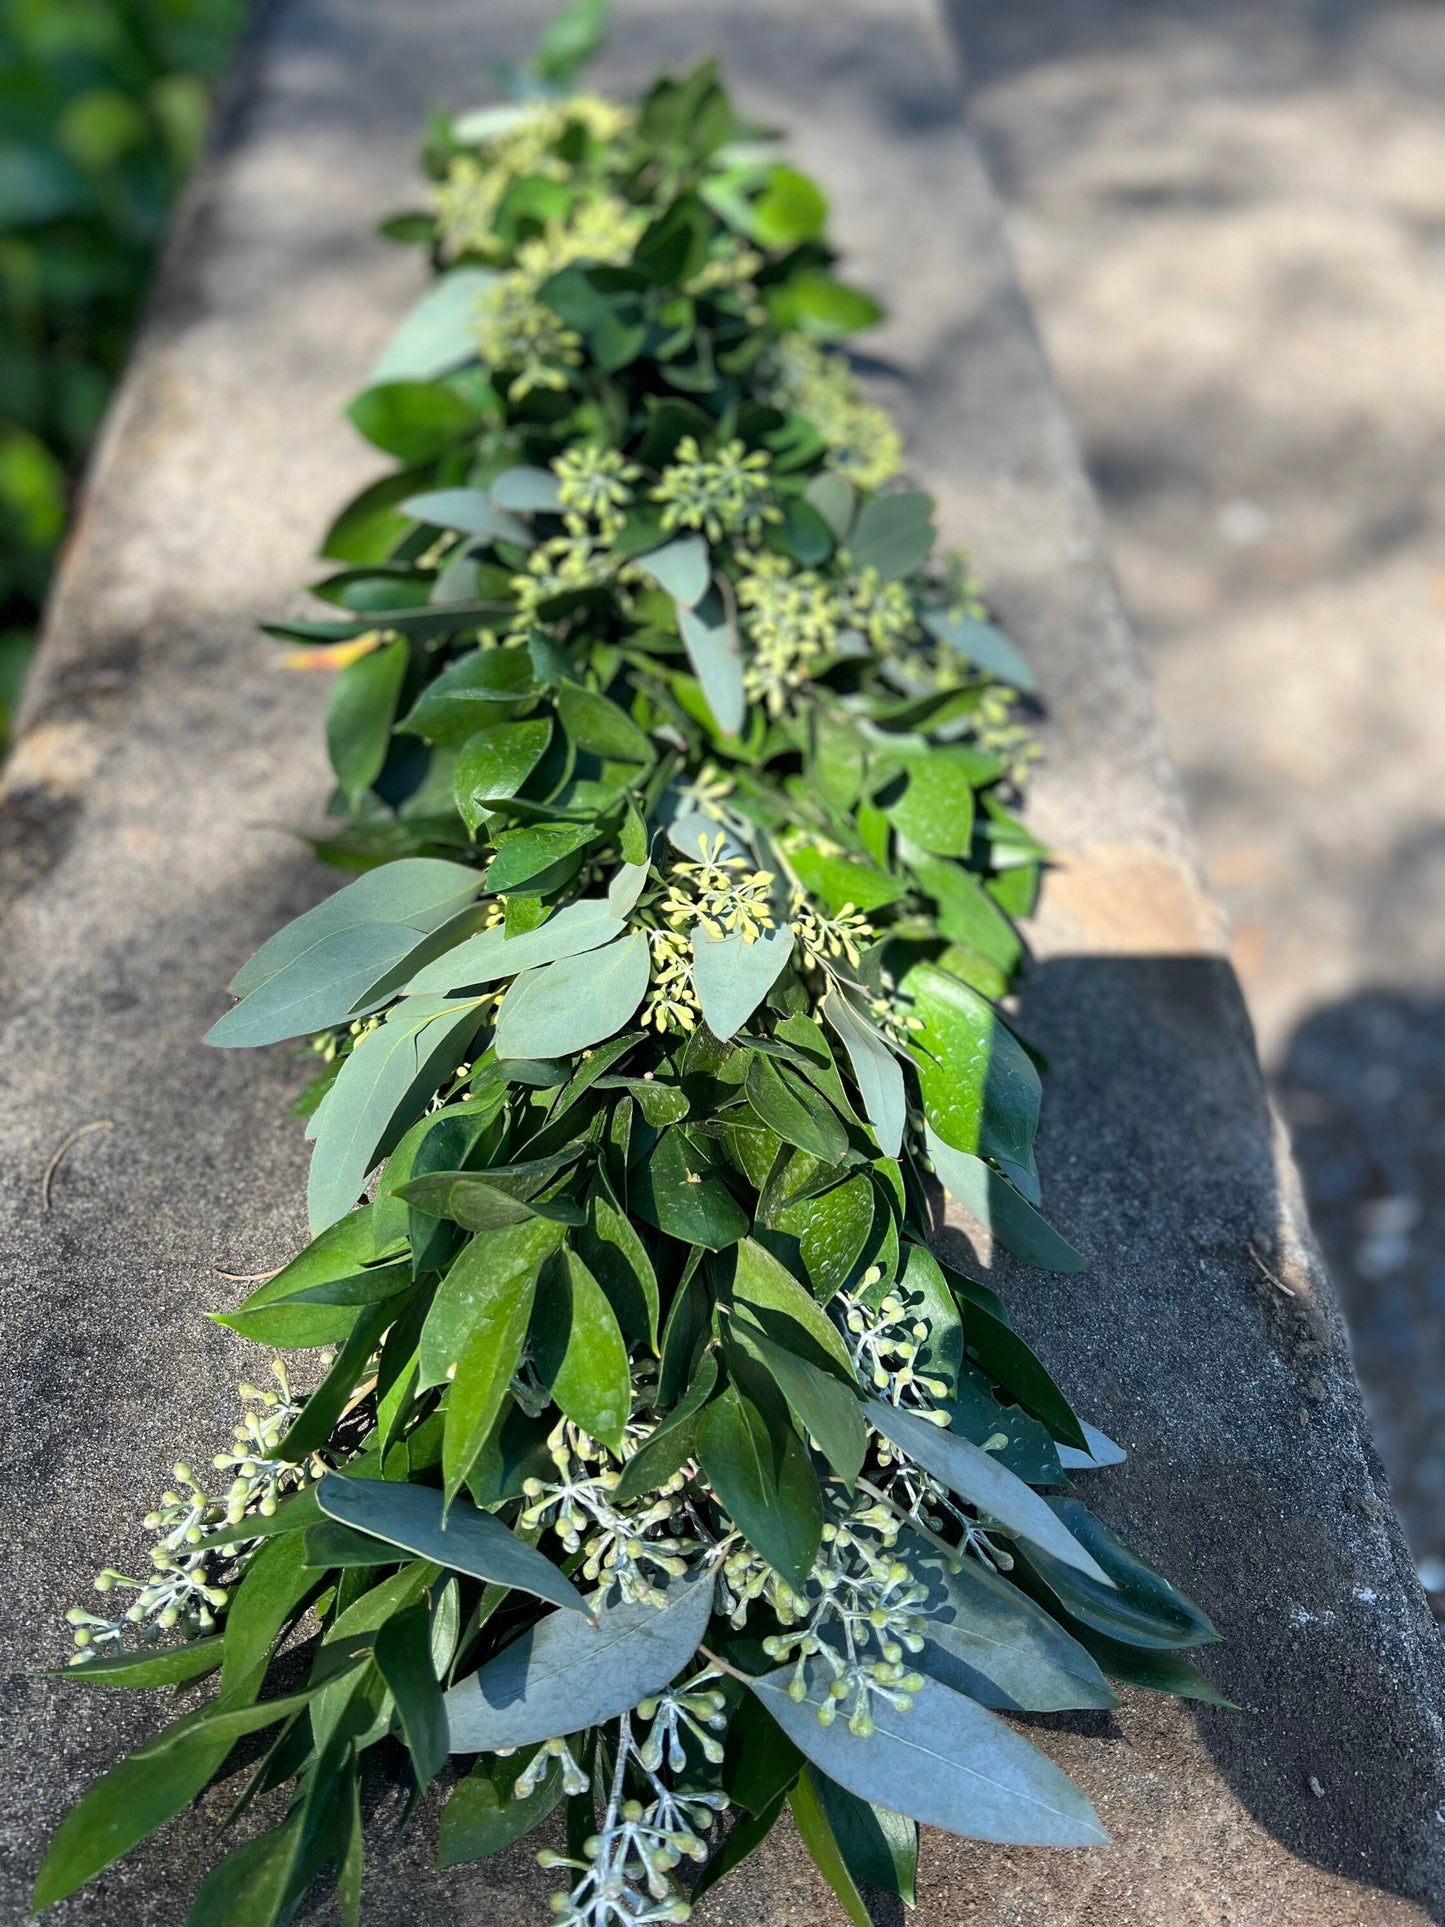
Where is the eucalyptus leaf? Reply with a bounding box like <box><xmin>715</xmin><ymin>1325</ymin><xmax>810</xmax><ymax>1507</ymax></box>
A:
<box><xmin>230</xmin><ymin>860</ymin><xmax>483</xmax><ymax>998</ymax></box>
<box><xmin>490</xmin><ymin>465</ymin><xmax>564</xmax><ymax>512</ymax></box>
<box><xmin>823</xmin><ymin>989</ymin><xmax>905</xmax><ymax>1158</ymax></box>
<box><xmin>317</xmin><ymin>1475</ymin><xmax>585</xmax><ymax>1613</ymax></box>
<box><xmin>900</xmin><ymin>1537</ymin><xmax>1116</xmax><ymax>1713</ymax></box>
<box><xmin>691</xmin><ymin>924</ymin><xmax>794</xmax><ymax>1040</ymax></box>
<box><xmin>401</xmin><ymin>488</ymin><xmax>535</xmax><ymax>550</ymax></box>
<box><xmin>848</xmin><ymin>490</ymin><xmax>934</xmax><ymax>582</ymax></box>
<box><xmin>751</xmin><ymin>1662</ymin><xmax>1106</xmax><ymax>1846</ymax></box>
<box><xmin>207</xmin><ymin>923</ymin><xmax>423</xmax><ymax>1049</ymax></box>
<box><xmin>677</xmin><ymin>587</ymin><xmax>744</xmax><ymax>735</ymax></box>
<box><xmin>443</xmin><ymin>1573</ymin><xmax>716</xmax><ymax>1751</ymax></box>
<box><xmin>307</xmin><ymin>996</ymin><xmax>484</xmax><ymax>1232</ymax></box>
<box><xmin>640</xmin><ymin>534</ymin><xmax>710</xmax><ymax>606</ymax></box>
<box><xmin>495</xmin><ymin>931</ymin><xmax>650</xmax><ymax>1060</ymax></box>
<box><xmin>407</xmin><ymin>896</ymin><xmax>626</xmax><ymax>993</ymax></box>
<box><xmin>868</xmin><ymin>1401</ymin><xmax>1112</xmax><ymax>1585</ymax></box>
<box><xmin>370</xmin><ymin>269</ymin><xmax>496</xmax><ymax>383</ymax></box>
<box><xmin>922</xmin><ymin>607</ymin><xmax>1036</xmax><ymax>692</ymax></box>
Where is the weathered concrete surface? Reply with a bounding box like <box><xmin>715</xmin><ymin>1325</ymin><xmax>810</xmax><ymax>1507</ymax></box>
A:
<box><xmin>948</xmin><ymin>0</ymin><xmax>1445</xmax><ymax>1619</ymax></box>
<box><xmin>1</xmin><ymin>2</ymin><xmax>1442</xmax><ymax>1923</ymax></box>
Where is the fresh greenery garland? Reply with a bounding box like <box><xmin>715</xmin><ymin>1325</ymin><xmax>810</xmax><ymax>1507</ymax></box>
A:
<box><xmin>36</xmin><ymin>13</ymin><xmax>1221</xmax><ymax>1924</ymax></box>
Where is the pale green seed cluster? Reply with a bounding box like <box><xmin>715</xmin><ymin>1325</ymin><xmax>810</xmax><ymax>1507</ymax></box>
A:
<box><xmin>772</xmin><ymin>336</ymin><xmax>904</xmax><ymax>492</ymax></box>
<box><xmin>832</xmin><ymin>558</ymin><xmax>918</xmax><ymax>651</ymax></box>
<box><xmin>641</xmin><ymin>926</ymin><xmax>701</xmax><ymax>1035</ymax></box>
<box><xmin>536</xmin><ymin>1707</ymin><xmax>726</xmax><ymax>1926</ymax></box>
<box><xmin>839</xmin><ymin>1285</ymin><xmax>952</xmax><ymax>1411</ymax></box>
<box><xmin>433</xmin><ymin>95</ymin><xmax>637</xmax><ymax>260</ymax></box>
<box><xmin>519</xmin><ymin>1419</ymin><xmax>698</xmax><ymax>1606</ymax></box>
<box><xmin>736</xmin><ymin>551</ymin><xmax>838</xmax><ymax>715</ymax></box>
<box><xmin>65</xmin><ymin>1364</ymin><xmax>309</xmax><ymax>1661</ymax></box>
<box><xmin>652</xmin><ymin>436</ymin><xmax>778</xmax><ymax>545</ymax></box>
<box><xmin>663</xmin><ymin>834</ymin><xmax>776</xmax><ymax>944</ymax></box>
<box><xmin>790</xmin><ymin>891</ymin><xmax>875</xmax><ymax>970</ymax></box>
<box><xmin>509</xmin><ymin>529</ymin><xmax>616</xmax><ymax>628</ymax></box>
<box><xmin>476</xmin><ymin>274</ymin><xmax>584</xmax><ymax>401</ymax></box>
<box><xmin>725</xmin><ymin>1498</ymin><xmax>930</xmax><ymax>1736</ymax></box>
<box><xmin>554</xmin><ymin>445</ymin><xmax>642</xmax><ymax>537</ymax></box>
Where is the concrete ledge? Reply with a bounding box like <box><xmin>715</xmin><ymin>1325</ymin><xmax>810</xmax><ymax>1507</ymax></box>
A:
<box><xmin>2</xmin><ymin>2</ymin><xmax>1443</xmax><ymax>1922</ymax></box>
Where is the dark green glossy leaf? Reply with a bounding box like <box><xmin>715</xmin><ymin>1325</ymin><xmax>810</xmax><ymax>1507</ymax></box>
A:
<box><xmin>924</xmin><ymin>1128</ymin><xmax>1084</xmax><ymax>1272</ymax></box>
<box><xmin>745</xmin><ymin>1052</ymin><xmax>848</xmax><ymax>1163</ymax></box>
<box><xmin>533</xmin><ymin>1247</ymin><xmax>632</xmax><ymax>1452</ymax></box>
<box><xmin>1015</xmin><ymin>1500</ymin><xmax>1221</xmax><ymax>1650</ymax></box>
<box><xmin>577</xmin><ymin>1183</ymin><xmax>660</xmax><ymax>1348</ymax></box>
<box><xmin>327</xmin><ymin>638</ymin><xmax>409</xmax><ymax>804</ymax></box>
<box><xmin>696</xmin><ymin>1385</ymin><xmax>822</xmax><ymax>1594</ymax></box>
<box><xmin>418</xmin><ymin>1219</ymin><xmax>562</xmax><ymax>1389</ymax></box>
<box><xmin>790</xmin><ymin>1768</ymin><xmax>871</xmax><ymax>1927</ymax></box>
<box><xmin>729</xmin><ymin>1236</ymin><xmax>855</xmax><ymax>1379</ymax></box>
<box><xmin>373</xmin><ymin>1605</ymin><xmax>448</xmax><ymax>1786</ymax></box>
<box><xmin>347</xmin><ymin>382</ymin><xmax>480</xmax><ymax>462</ymax></box>
<box><xmin>613</xmin><ymin>1350</ymin><xmax>719</xmax><ymax>1504</ymax></box>
<box><xmin>806</xmin><ymin>1772</ymin><xmax>918</xmax><ymax>1909</ymax></box>
<box><xmin>631</xmin><ymin>1127</ymin><xmax>749</xmax><ymax>1250</ymax></box>
<box><xmin>903</xmin><ymin>961</ymin><xmax>1040</xmax><ymax>1193</ymax></box>
<box><xmin>438</xmin><ymin>1750</ymin><xmax>565</xmax><ymax>1869</ymax></box>
<box><xmin>454</xmin><ymin>720</ymin><xmax>552</xmax><ymax>833</ymax></box>
<box><xmin>54</xmin><ymin>1638</ymin><xmax>224</xmax><ymax>1690</ymax></box>
<box><xmin>558</xmin><ymin>681</ymin><xmax>653</xmax><ymax>763</ymax></box>
<box><xmin>731</xmin><ymin>1314</ymin><xmax>865</xmax><ymax>1488</ymax></box>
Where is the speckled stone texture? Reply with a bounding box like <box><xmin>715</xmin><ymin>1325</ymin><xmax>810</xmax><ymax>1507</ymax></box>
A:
<box><xmin>2</xmin><ymin>3</ymin><xmax>1442</xmax><ymax>1923</ymax></box>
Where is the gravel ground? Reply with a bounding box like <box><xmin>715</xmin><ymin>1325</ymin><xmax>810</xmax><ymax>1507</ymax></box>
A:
<box><xmin>949</xmin><ymin>0</ymin><xmax>1445</xmax><ymax>1601</ymax></box>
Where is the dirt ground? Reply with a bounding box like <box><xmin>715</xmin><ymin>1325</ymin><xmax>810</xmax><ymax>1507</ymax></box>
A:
<box><xmin>949</xmin><ymin>0</ymin><xmax>1445</xmax><ymax>1599</ymax></box>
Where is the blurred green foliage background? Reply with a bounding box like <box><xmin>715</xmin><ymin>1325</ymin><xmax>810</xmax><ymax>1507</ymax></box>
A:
<box><xmin>0</xmin><ymin>0</ymin><xmax>246</xmax><ymax>746</ymax></box>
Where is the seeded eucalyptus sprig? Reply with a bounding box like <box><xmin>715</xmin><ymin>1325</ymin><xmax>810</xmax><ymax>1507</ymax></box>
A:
<box><xmin>34</xmin><ymin>10</ymin><xmax>1221</xmax><ymax>1924</ymax></box>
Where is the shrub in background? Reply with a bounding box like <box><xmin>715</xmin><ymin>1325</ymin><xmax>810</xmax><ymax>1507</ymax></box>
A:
<box><xmin>0</xmin><ymin>0</ymin><xmax>245</xmax><ymax>744</ymax></box>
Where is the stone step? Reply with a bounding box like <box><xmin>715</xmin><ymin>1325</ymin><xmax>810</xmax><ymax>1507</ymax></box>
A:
<box><xmin>2</xmin><ymin>1</ymin><xmax>1441</xmax><ymax>1921</ymax></box>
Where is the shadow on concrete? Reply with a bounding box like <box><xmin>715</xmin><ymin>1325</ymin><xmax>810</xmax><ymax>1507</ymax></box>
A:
<box><xmin>935</xmin><ymin>952</ymin><xmax>1445</xmax><ymax>1916</ymax></box>
<box><xmin>1278</xmin><ymin>989</ymin><xmax>1445</xmax><ymax>1613</ymax></box>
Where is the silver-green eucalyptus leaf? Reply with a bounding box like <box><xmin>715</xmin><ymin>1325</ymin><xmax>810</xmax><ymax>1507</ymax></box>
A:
<box><xmin>750</xmin><ymin>1661</ymin><xmax>1107</xmax><ymax>1846</ymax></box>
<box><xmin>406</xmin><ymin>898</ymin><xmax>626</xmax><ymax>993</ymax></box>
<box><xmin>867</xmin><ymin>1399</ymin><xmax>1112</xmax><ymax>1585</ymax></box>
<box><xmin>495</xmin><ymin>931</ymin><xmax>650</xmax><ymax>1060</ymax></box>
<box><xmin>443</xmin><ymin>1572</ymin><xmax>716</xmax><ymax>1752</ymax></box>
<box><xmin>316</xmin><ymin>1474</ymin><xmax>585</xmax><ymax>1614</ymax></box>
<box><xmin>691</xmin><ymin>924</ymin><xmax>795</xmax><ymax>1040</ymax></box>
